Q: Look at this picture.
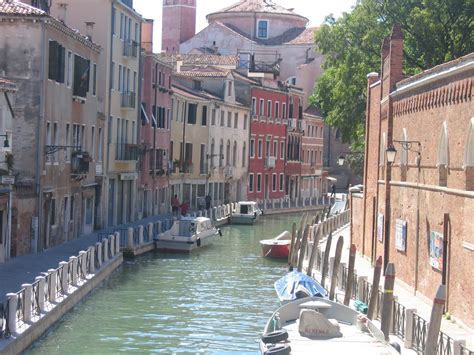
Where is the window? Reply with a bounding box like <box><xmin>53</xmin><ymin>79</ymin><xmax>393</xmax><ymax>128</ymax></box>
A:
<box><xmin>120</xmin><ymin>13</ymin><xmax>124</xmax><ymax>39</ymax></box>
<box><xmin>219</xmin><ymin>140</ymin><xmax>224</xmax><ymax>167</ymax></box>
<box><xmin>280</xmin><ymin>141</ymin><xmax>285</xmax><ymax>159</ymax></box>
<box><xmin>252</xmin><ymin>97</ymin><xmax>257</xmax><ymax>115</ymax></box>
<box><xmin>220</xmin><ymin>111</ymin><xmax>225</xmax><ymax>126</ymax></box>
<box><xmin>282</xmin><ymin>103</ymin><xmax>287</xmax><ymax>119</ymax></box>
<box><xmin>275</xmin><ymin>102</ymin><xmax>280</xmax><ymax>118</ymax></box>
<box><xmin>257</xmin><ymin>174</ymin><xmax>262</xmax><ymax>192</ymax></box>
<box><xmin>50</xmin><ymin>198</ymin><xmax>56</xmax><ymax>226</ymax></box>
<box><xmin>249</xmin><ymin>174</ymin><xmax>254</xmax><ymax>192</ymax></box>
<box><xmin>273</xmin><ymin>141</ymin><xmax>278</xmax><ymax>157</ymax></box>
<box><xmin>210</xmin><ymin>139</ymin><xmax>215</xmax><ymax>168</ymax></box>
<box><xmin>65</xmin><ymin>124</ymin><xmax>70</xmax><ymax>162</ymax></box>
<box><xmin>228</xmin><ymin>81</ymin><xmax>233</xmax><ymax>96</ymax></box>
<box><xmin>258</xmin><ymin>139</ymin><xmax>263</xmax><ymax>158</ymax></box>
<box><xmin>438</xmin><ymin>122</ymin><xmax>449</xmax><ymax>187</ymax></box>
<box><xmin>227</xmin><ymin>112</ymin><xmax>232</xmax><ymax>127</ymax></box>
<box><xmin>52</xmin><ymin>122</ymin><xmax>58</xmax><ymax>163</ymax></box>
<box><xmin>73</xmin><ymin>54</ymin><xmax>90</xmax><ymax>98</ymax></box>
<box><xmin>267</xmin><ymin>100</ymin><xmax>272</xmax><ymax>118</ymax></box>
<box><xmin>48</xmin><ymin>40</ymin><xmax>65</xmax><ymax>84</ymax></box>
<box><xmin>234</xmin><ymin>113</ymin><xmax>238</xmax><ymax>128</ymax></box>
<box><xmin>110</xmin><ymin>61</ymin><xmax>115</xmax><ymax>90</ymax></box>
<box><xmin>232</xmin><ymin>141</ymin><xmax>237</xmax><ymax>167</ymax></box>
<box><xmin>92</xmin><ymin>63</ymin><xmax>97</xmax><ymax>96</ymax></box>
<box><xmin>112</xmin><ymin>6</ymin><xmax>116</xmax><ymax>35</ymax></box>
<box><xmin>98</xmin><ymin>127</ymin><xmax>103</xmax><ymax>162</ymax></box>
<box><xmin>200</xmin><ymin>144</ymin><xmax>206</xmax><ymax>174</ymax></box>
<box><xmin>211</xmin><ymin>108</ymin><xmax>216</xmax><ymax>125</ymax></box>
<box><xmin>70</xmin><ymin>196</ymin><xmax>74</xmax><ymax>221</ymax></box>
<box><xmin>272</xmin><ymin>174</ymin><xmax>277</xmax><ymax>192</ymax></box>
<box><xmin>202</xmin><ymin>106</ymin><xmax>208</xmax><ymax>126</ymax></box>
<box><xmin>465</xmin><ymin>118</ymin><xmax>474</xmax><ymax>190</ymax></box>
<box><xmin>257</xmin><ymin>20</ymin><xmax>268</xmax><ymax>39</ymax></box>
<box><xmin>85</xmin><ymin>197</ymin><xmax>93</xmax><ymax>225</ymax></box>
<box><xmin>66</xmin><ymin>51</ymin><xmax>73</xmax><ymax>87</ymax></box>
<box><xmin>242</xmin><ymin>142</ymin><xmax>246</xmax><ymax>167</ymax></box>
<box><xmin>187</xmin><ymin>103</ymin><xmax>197</xmax><ymax>124</ymax></box>
<box><xmin>226</xmin><ymin>140</ymin><xmax>231</xmax><ymax>166</ymax></box>
<box><xmin>279</xmin><ymin>174</ymin><xmax>284</xmax><ymax>191</ymax></box>
<box><xmin>265</xmin><ymin>138</ymin><xmax>270</xmax><ymax>158</ymax></box>
<box><xmin>118</xmin><ymin>64</ymin><xmax>122</xmax><ymax>92</ymax></box>
<box><xmin>91</xmin><ymin>126</ymin><xmax>95</xmax><ymax>159</ymax></box>
<box><xmin>244</xmin><ymin>114</ymin><xmax>248</xmax><ymax>130</ymax></box>
<box><xmin>46</xmin><ymin>121</ymin><xmax>51</xmax><ymax>164</ymax></box>
<box><xmin>250</xmin><ymin>138</ymin><xmax>255</xmax><ymax>158</ymax></box>
<box><xmin>259</xmin><ymin>99</ymin><xmax>264</xmax><ymax>115</ymax></box>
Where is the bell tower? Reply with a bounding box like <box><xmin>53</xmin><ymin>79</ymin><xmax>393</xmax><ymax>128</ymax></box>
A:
<box><xmin>161</xmin><ymin>0</ymin><xmax>197</xmax><ymax>53</ymax></box>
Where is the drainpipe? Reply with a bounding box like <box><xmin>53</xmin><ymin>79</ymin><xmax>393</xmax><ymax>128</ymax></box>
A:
<box><xmin>34</xmin><ymin>21</ymin><xmax>47</xmax><ymax>254</ymax></box>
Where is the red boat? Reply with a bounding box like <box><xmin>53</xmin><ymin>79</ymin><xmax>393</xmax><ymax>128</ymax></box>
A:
<box><xmin>260</xmin><ymin>231</ymin><xmax>291</xmax><ymax>259</ymax></box>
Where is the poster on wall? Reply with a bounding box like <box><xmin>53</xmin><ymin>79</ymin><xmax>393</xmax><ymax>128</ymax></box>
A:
<box><xmin>377</xmin><ymin>213</ymin><xmax>384</xmax><ymax>242</ymax></box>
<box><xmin>429</xmin><ymin>231</ymin><xmax>444</xmax><ymax>271</ymax></box>
<box><xmin>395</xmin><ymin>219</ymin><xmax>407</xmax><ymax>252</ymax></box>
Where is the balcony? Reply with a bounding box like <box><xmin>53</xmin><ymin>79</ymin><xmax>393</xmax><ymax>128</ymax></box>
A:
<box><xmin>71</xmin><ymin>151</ymin><xmax>91</xmax><ymax>175</ymax></box>
<box><xmin>265</xmin><ymin>156</ymin><xmax>276</xmax><ymax>169</ymax></box>
<box><xmin>122</xmin><ymin>39</ymin><xmax>138</xmax><ymax>58</ymax></box>
<box><xmin>115</xmin><ymin>143</ymin><xmax>142</xmax><ymax>161</ymax></box>
<box><xmin>121</xmin><ymin>91</ymin><xmax>136</xmax><ymax>108</ymax></box>
<box><xmin>224</xmin><ymin>165</ymin><xmax>234</xmax><ymax>179</ymax></box>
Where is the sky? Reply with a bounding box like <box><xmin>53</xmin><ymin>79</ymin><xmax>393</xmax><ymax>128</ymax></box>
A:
<box><xmin>133</xmin><ymin>0</ymin><xmax>357</xmax><ymax>52</ymax></box>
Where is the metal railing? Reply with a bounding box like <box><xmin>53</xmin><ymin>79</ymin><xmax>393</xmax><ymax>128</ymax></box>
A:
<box><xmin>120</xmin><ymin>91</ymin><xmax>136</xmax><ymax>108</ymax></box>
<box><xmin>15</xmin><ymin>289</ymin><xmax>25</xmax><ymax>329</ymax></box>
<box><xmin>460</xmin><ymin>344</ymin><xmax>474</xmax><ymax>355</ymax></box>
<box><xmin>122</xmin><ymin>39</ymin><xmax>138</xmax><ymax>57</ymax></box>
<box><xmin>0</xmin><ymin>301</ymin><xmax>10</xmax><ymax>338</ymax></box>
<box><xmin>115</xmin><ymin>143</ymin><xmax>141</xmax><ymax>161</ymax></box>
<box><xmin>412</xmin><ymin>312</ymin><xmax>428</xmax><ymax>354</ymax></box>
<box><xmin>392</xmin><ymin>299</ymin><xmax>406</xmax><ymax>339</ymax></box>
<box><xmin>438</xmin><ymin>331</ymin><xmax>454</xmax><ymax>355</ymax></box>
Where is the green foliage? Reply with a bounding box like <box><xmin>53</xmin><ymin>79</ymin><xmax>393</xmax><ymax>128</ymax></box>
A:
<box><xmin>312</xmin><ymin>0</ymin><xmax>474</xmax><ymax>144</ymax></box>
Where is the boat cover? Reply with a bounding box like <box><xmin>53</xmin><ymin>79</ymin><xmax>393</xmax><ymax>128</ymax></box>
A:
<box><xmin>274</xmin><ymin>271</ymin><xmax>328</xmax><ymax>303</ymax></box>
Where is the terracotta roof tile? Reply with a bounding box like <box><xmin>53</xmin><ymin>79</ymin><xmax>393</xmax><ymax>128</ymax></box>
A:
<box><xmin>210</xmin><ymin>0</ymin><xmax>307</xmax><ymax>21</ymax></box>
<box><xmin>157</xmin><ymin>53</ymin><xmax>239</xmax><ymax>67</ymax></box>
<box><xmin>174</xmin><ymin>66</ymin><xmax>231</xmax><ymax>78</ymax></box>
<box><xmin>0</xmin><ymin>0</ymin><xmax>46</xmax><ymax>16</ymax></box>
<box><xmin>304</xmin><ymin>105</ymin><xmax>323</xmax><ymax>117</ymax></box>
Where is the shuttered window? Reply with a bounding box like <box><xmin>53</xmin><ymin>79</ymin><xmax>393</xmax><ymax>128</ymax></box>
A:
<box><xmin>73</xmin><ymin>55</ymin><xmax>90</xmax><ymax>98</ymax></box>
<box><xmin>48</xmin><ymin>40</ymin><xmax>65</xmax><ymax>83</ymax></box>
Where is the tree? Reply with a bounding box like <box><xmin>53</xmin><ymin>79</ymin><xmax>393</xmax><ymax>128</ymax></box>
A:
<box><xmin>312</xmin><ymin>0</ymin><xmax>474</xmax><ymax>144</ymax></box>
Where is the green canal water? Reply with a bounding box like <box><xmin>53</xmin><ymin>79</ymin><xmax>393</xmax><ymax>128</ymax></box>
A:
<box><xmin>27</xmin><ymin>214</ymin><xmax>302</xmax><ymax>354</ymax></box>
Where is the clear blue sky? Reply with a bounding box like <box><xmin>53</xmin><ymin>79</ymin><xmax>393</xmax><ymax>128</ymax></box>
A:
<box><xmin>134</xmin><ymin>0</ymin><xmax>357</xmax><ymax>52</ymax></box>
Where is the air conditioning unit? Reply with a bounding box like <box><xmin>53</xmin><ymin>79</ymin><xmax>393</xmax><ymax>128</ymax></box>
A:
<box><xmin>266</xmin><ymin>156</ymin><xmax>276</xmax><ymax>169</ymax></box>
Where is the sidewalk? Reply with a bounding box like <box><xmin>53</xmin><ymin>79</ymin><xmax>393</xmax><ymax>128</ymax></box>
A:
<box><xmin>0</xmin><ymin>213</ymin><xmax>172</xmax><ymax>301</ymax></box>
<box><xmin>307</xmin><ymin>224</ymin><xmax>474</xmax><ymax>351</ymax></box>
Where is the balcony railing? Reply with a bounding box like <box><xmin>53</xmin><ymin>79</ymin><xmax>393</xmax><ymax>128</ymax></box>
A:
<box><xmin>122</xmin><ymin>39</ymin><xmax>138</xmax><ymax>58</ymax></box>
<box><xmin>265</xmin><ymin>156</ymin><xmax>276</xmax><ymax>169</ymax></box>
<box><xmin>115</xmin><ymin>143</ymin><xmax>142</xmax><ymax>161</ymax></box>
<box><xmin>71</xmin><ymin>152</ymin><xmax>91</xmax><ymax>175</ymax></box>
<box><xmin>121</xmin><ymin>92</ymin><xmax>136</xmax><ymax>108</ymax></box>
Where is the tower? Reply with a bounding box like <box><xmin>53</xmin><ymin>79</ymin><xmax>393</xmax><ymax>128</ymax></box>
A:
<box><xmin>161</xmin><ymin>0</ymin><xmax>196</xmax><ymax>53</ymax></box>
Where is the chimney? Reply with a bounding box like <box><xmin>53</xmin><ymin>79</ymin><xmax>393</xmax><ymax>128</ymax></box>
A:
<box><xmin>176</xmin><ymin>55</ymin><xmax>183</xmax><ymax>73</ymax></box>
<box><xmin>85</xmin><ymin>22</ymin><xmax>95</xmax><ymax>41</ymax></box>
<box><xmin>381</xmin><ymin>24</ymin><xmax>404</xmax><ymax>97</ymax></box>
<box><xmin>57</xmin><ymin>3</ymin><xmax>68</xmax><ymax>23</ymax></box>
<box><xmin>141</xmin><ymin>19</ymin><xmax>154</xmax><ymax>53</ymax></box>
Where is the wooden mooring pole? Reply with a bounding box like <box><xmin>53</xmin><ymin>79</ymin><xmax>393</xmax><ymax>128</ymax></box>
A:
<box><xmin>381</xmin><ymin>263</ymin><xmax>395</xmax><ymax>341</ymax></box>
<box><xmin>329</xmin><ymin>236</ymin><xmax>344</xmax><ymax>301</ymax></box>
<box><xmin>367</xmin><ymin>256</ymin><xmax>383</xmax><ymax>320</ymax></box>
<box><xmin>425</xmin><ymin>284</ymin><xmax>447</xmax><ymax>355</ymax></box>
<box><xmin>288</xmin><ymin>222</ymin><xmax>297</xmax><ymax>269</ymax></box>
<box><xmin>343</xmin><ymin>244</ymin><xmax>357</xmax><ymax>306</ymax></box>
<box><xmin>297</xmin><ymin>225</ymin><xmax>310</xmax><ymax>272</ymax></box>
<box><xmin>307</xmin><ymin>224</ymin><xmax>322</xmax><ymax>276</ymax></box>
<box><xmin>320</xmin><ymin>232</ymin><xmax>333</xmax><ymax>288</ymax></box>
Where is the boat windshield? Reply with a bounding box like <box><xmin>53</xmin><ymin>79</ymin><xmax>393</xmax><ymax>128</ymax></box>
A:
<box><xmin>240</xmin><ymin>204</ymin><xmax>254</xmax><ymax>214</ymax></box>
<box><xmin>178</xmin><ymin>221</ymin><xmax>196</xmax><ymax>237</ymax></box>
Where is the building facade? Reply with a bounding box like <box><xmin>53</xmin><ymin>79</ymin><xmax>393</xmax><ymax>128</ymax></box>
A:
<box><xmin>0</xmin><ymin>1</ymin><xmax>102</xmax><ymax>256</ymax></box>
<box><xmin>161</xmin><ymin>0</ymin><xmax>196</xmax><ymax>53</ymax></box>
<box><xmin>352</xmin><ymin>26</ymin><xmax>474</xmax><ymax>328</ymax></box>
<box><xmin>51</xmin><ymin>0</ymin><xmax>143</xmax><ymax>227</ymax></box>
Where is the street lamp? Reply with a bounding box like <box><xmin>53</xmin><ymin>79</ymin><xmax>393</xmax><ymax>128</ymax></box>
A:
<box><xmin>337</xmin><ymin>155</ymin><xmax>345</xmax><ymax>166</ymax></box>
<box><xmin>385</xmin><ymin>140</ymin><xmax>421</xmax><ymax>166</ymax></box>
<box><xmin>386</xmin><ymin>144</ymin><xmax>397</xmax><ymax>164</ymax></box>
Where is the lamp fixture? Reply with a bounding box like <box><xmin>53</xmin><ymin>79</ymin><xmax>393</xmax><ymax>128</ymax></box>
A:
<box><xmin>0</xmin><ymin>134</ymin><xmax>9</xmax><ymax>148</ymax></box>
<box><xmin>386</xmin><ymin>140</ymin><xmax>421</xmax><ymax>165</ymax></box>
<box><xmin>337</xmin><ymin>151</ymin><xmax>364</xmax><ymax>166</ymax></box>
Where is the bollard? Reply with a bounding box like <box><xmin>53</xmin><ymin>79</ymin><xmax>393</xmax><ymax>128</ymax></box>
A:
<box><xmin>453</xmin><ymin>340</ymin><xmax>466</xmax><ymax>355</ymax></box>
<box><xmin>103</xmin><ymin>238</ymin><xmax>109</xmax><ymax>262</ymax></box>
<box><xmin>344</xmin><ymin>244</ymin><xmax>357</xmax><ymax>306</ymax></box>
<box><xmin>368</xmin><ymin>256</ymin><xmax>383</xmax><ymax>320</ymax></box>
<box><xmin>114</xmin><ymin>232</ymin><xmax>121</xmax><ymax>254</ymax></box>
<box><xmin>59</xmin><ymin>262</ymin><xmax>69</xmax><ymax>294</ymax></box>
<box><xmin>357</xmin><ymin>276</ymin><xmax>368</xmax><ymax>302</ymax></box>
<box><xmin>95</xmin><ymin>242</ymin><xmax>102</xmax><ymax>268</ymax></box>
<box><xmin>68</xmin><ymin>257</ymin><xmax>78</xmax><ymax>287</ymax></box>
<box><xmin>138</xmin><ymin>225</ymin><xmax>144</xmax><ymax>245</ymax></box>
<box><xmin>109</xmin><ymin>236</ymin><xmax>115</xmax><ymax>257</ymax></box>
<box><xmin>288</xmin><ymin>222</ymin><xmax>297</xmax><ymax>268</ymax></box>
<box><xmin>35</xmin><ymin>276</ymin><xmax>46</xmax><ymax>312</ymax></box>
<box><xmin>48</xmin><ymin>269</ymin><xmax>58</xmax><ymax>302</ymax></box>
<box><xmin>381</xmin><ymin>263</ymin><xmax>396</xmax><ymax>341</ymax></box>
<box><xmin>212</xmin><ymin>207</ymin><xmax>217</xmax><ymax>221</ymax></box>
<box><xmin>148</xmin><ymin>223</ymin><xmax>154</xmax><ymax>242</ymax></box>
<box><xmin>88</xmin><ymin>246</ymin><xmax>96</xmax><ymax>274</ymax></box>
<box><xmin>79</xmin><ymin>251</ymin><xmax>87</xmax><ymax>278</ymax></box>
<box><xmin>156</xmin><ymin>221</ymin><xmax>162</xmax><ymax>235</ymax></box>
<box><xmin>6</xmin><ymin>293</ymin><xmax>18</xmax><ymax>333</ymax></box>
<box><xmin>127</xmin><ymin>227</ymin><xmax>134</xmax><ymax>248</ymax></box>
<box><xmin>425</xmin><ymin>285</ymin><xmax>447</xmax><ymax>355</ymax></box>
<box><xmin>307</xmin><ymin>224</ymin><xmax>322</xmax><ymax>276</ymax></box>
<box><xmin>320</xmin><ymin>232</ymin><xmax>333</xmax><ymax>288</ymax></box>
<box><xmin>404</xmin><ymin>308</ymin><xmax>417</xmax><ymax>348</ymax></box>
<box><xmin>297</xmin><ymin>224</ymin><xmax>310</xmax><ymax>272</ymax></box>
<box><xmin>329</xmin><ymin>236</ymin><xmax>344</xmax><ymax>301</ymax></box>
<box><xmin>22</xmin><ymin>284</ymin><xmax>33</xmax><ymax>322</ymax></box>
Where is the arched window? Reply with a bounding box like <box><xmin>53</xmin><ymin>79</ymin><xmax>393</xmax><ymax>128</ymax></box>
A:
<box><xmin>400</xmin><ymin>129</ymin><xmax>408</xmax><ymax>181</ymax></box>
<box><xmin>437</xmin><ymin>122</ymin><xmax>449</xmax><ymax>187</ymax></box>
<box><xmin>226</xmin><ymin>140</ymin><xmax>231</xmax><ymax>167</ymax></box>
<box><xmin>464</xmin><ymin>118</ymin><xmax>474</xmax><ymax>190</ymax></box>
<box><xmin>219</xmin><ymin>140</ymin><xmax>224</xmax><ymax>167</ymax></box>
<box><xmin>233</xmin><ymin>141</ymin><xmax>237</xmax><ymax>167</ymax></box>
<box><xmin>210</xmin><ymin>139</ymin><xmax>215</xmax><ymax>168</ymax></box>
<box><xmin>242</xmin><ymin>142</ymin><xmax>246</xmax><ymax>168</ymax></box>
<box><xmin>379</xmin><ymin>133</ymin><xmax>386</xmax><ymax>167</ymax></box>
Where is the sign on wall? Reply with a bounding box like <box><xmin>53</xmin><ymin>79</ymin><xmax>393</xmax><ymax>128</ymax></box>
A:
<box><xmin>377</xmin><ymin>213</ymin><xmax>384</xmax><ymax>242</ymax></box>
<box><xmin>429</xmin><ymin>231</ymin><xmax>444</xmax><ymax>271</ymax></box>
<box><xmin>395</xmin><ymin>219</ymin><xmax>407</xmax><ymax>252</ymax></box>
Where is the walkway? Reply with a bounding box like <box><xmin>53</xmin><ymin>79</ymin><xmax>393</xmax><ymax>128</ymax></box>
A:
<box><xmin>0</xmin><ymin>213</ymin><xmax>172</xmax><ymax>301</ymax></box>
<box><xmin>309</xmin><ymin>224</ymin><xmax>474</xmax><ymax>351</ymax></box>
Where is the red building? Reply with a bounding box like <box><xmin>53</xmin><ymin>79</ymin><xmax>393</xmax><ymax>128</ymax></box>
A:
<box><xmin>248</xmin><ymin>83</ymin><xmax>288</xmax><ymax>200</ymax></box>
<box><xmin>138</xmin><ymin>20</ymin><xmax>173</xmax><ymax>218</ymax></box>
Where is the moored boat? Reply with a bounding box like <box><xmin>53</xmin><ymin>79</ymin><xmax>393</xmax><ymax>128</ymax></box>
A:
<box><xmin>274</xmin><ymin>271</ymin><xmax>327</xmax><ymax>304</ymax></box>
<box><xmin>154</xmin><ymin>217</ymin><xmax>221</xmax><ymax>252</ymax></box>
<box><xmin>259</xmin><ymin>297</ymin><xmax>400</xmax><ymax>355</ymax></box>
<box><xmin>230</xmin><ymin>201</ymin><xmax>263</xmax><ymax>225</ymax></box>
<box><xmin>260</xmin><ymin>231</ymin><xmax>291</xmax><ymax>259</ymax></box>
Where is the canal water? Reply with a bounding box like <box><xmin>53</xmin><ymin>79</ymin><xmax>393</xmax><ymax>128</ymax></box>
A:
<box><xmin>27</xmin><ymin>213</ymin><xmax>302</xmax><ymax>354</ymax></box>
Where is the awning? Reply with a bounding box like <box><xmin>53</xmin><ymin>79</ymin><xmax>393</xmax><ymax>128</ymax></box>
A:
<box><xmin>326</xmin><ymin>176</ymin><xmax>337</xmax><ymax>182</ymax></box>
<box><xmin>141</xmin><ymin>104</ymin><xmax>149</xmax><ymax>125</ymax></box>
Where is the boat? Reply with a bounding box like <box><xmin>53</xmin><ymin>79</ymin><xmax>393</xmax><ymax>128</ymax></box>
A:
<box><xmin>259</xmin><ymin>297</ymin><xmax>400</xmax><ymax>355</ymax></box>
<box><xmin>154</xmin><ymin>217</ymin><xmax>221</xmax><ymax>252</ymax></box>
<box><xmin>274</xmin><ymin>271</ymin><xmax>328</xmax><ymax>304</ymax></box>
<box><xmin>260</xmin><ymin>231</ymin><xmax>291</xmax><ymax>259</ymax></box>
<box><xmin>230</xmin><ymin>201</ymin><xmax>263</xmax><ymax>225</ymax></box>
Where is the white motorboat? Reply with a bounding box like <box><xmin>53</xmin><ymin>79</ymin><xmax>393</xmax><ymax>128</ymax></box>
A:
<box><xmin>260</xmin><ymin>297</ymin><xmax>400</xmax><ymax>355</ymax></box>
<box><xmin>230</xmin><ymin>201</ymin><xmax>263</xmax><ymax>225</ymax></box>
<box><xmin>154</xmin><ymin>217</ymin><xmax>221</xmax><ymax>252</ymax></box>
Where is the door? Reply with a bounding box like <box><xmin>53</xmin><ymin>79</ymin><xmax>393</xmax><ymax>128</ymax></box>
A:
<box><xmin>264</xmin><ymin>175</ymin><xmax>269</xmax><ymax>199</ymax></box>
<box><xmin>108</xmin><ymin>179</ymin><xmax>115</xmax><ymax>227</ymax></box>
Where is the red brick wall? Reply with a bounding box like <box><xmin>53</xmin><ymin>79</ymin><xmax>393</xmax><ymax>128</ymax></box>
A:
<box><xmin>350</xmin><ymin>193</ymin><xmax>364</xmax><ymax>252</ymax></box>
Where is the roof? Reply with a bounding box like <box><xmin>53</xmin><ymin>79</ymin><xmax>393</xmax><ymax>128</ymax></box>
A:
<box><xmin>157</xmin><ymin>53</ymin><xmax>239</xmax><ymax>67</ymax></box>
<box><xmin>304</xmin><ymin>106</ymin><xmax>323</xmax><ymax>117</ymax></box>
<box><xmin>0</xmin><ymin>77</ymin><xmax>17</xmax><ymax>92</ymax></box>
<box><xmin>209</xmin><ymin>0</ymin><xmax>308</xmax><ymax>22</ymax></box>
<box><xmin>0</xmin><ymin>0</ymin><xmax>45</xmax><ymax>16</ymax></box>
<box><xmin>174</xmin><ymin>66</ymin><xmax>231</xmax><ymax>79</ymax></box>
<box><xmin>172</xmin><ymin>84</ymin><xmax>221</xmax><ymax>102</ymax></box>
<box><xmin>221</xmin><ymin>22</ymin><xmax>317</xmax><ymax>46</ymax></box>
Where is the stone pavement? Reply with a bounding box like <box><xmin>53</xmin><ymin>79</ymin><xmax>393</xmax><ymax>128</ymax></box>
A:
<box><xmin>0</xmin><ymin>213</ymin><xmax>173</xmax><ymax>301</ymax></box>
<box><xmin>306</xmin><ymin>224</ymin><xmax>474</xmax><ymax>352</ymax></box>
